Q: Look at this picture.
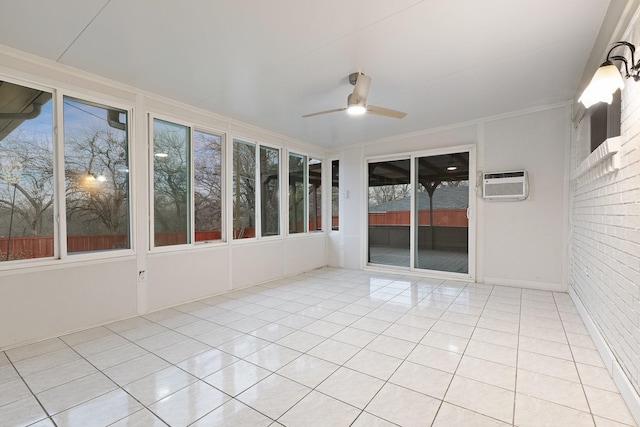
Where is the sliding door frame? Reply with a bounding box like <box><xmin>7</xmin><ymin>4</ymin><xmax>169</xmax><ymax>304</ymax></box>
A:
<box><xmin>363</xmin><ymin>144</ymin><xmax>476</xmax><ymax>281</ymax></box>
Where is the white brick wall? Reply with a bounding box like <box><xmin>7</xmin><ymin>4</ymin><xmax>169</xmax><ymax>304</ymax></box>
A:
<box><xmin>571</xmin><ymin>19</ymin><xmax>640</xmax><ymax>392</ymax></box>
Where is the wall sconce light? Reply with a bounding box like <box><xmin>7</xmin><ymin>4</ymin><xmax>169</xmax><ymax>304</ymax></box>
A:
<box><xmin>579</xmin><ymin>41</ymin><xmax>640</xmax><ymax>108</ymax></box>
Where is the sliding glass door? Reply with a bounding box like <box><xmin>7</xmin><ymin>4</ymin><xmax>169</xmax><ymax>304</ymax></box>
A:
<box><xmin>367</xmin><ymin>148</ymin><xmax>473</xmax><ymax>277</ymax></box>
<box><xmin>368</xmin><ymin>159</ymin><xmax>411</xmax><ymax>267</ymax></box>
<box><xmin>415</xmin><ymin>152</ymin><xmax>469</xmax><ymax>274</ymax></box>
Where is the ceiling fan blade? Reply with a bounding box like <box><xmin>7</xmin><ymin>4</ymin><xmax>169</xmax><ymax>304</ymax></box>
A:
<box><xmin>302</xmin><ymin>107</ymin><xmax>346</xmax><ymax>118</ymax></box>
<box><xmin>366</xmin><ymin>105</ymin><xmax>407</xmax><ymax>119</ymax></box>
<box><xmin>352</xmin><ymin>74</ymin><xmax>371</xmax><ymax>103</ymax></box>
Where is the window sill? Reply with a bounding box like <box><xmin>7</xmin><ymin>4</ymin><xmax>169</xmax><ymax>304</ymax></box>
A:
<box><xmin>572</xmin><ymin>137</ymin><xmax>621</xmax><ymax>185</ymax></box>
<box><xmin>0</xmin><ymin>249</ymin><xmax>136</xmax><ymax>276</ymax></box>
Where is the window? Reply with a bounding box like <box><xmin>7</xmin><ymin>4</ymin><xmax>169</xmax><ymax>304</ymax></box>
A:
<box><xmin>289</xmin><ymin>152</ymin><xmax>307</xmax><ymax>234</ymax></box>
<box><xmin>151</xmin><ymin>118</ymin><xmax>225</xmax><ymax>247</ymax></box>
<box><xmin>1</xmin><ymin>81</ymin><xmax>133</xmax><ymax>263</ymax></box>
<box><xmin>309</xmin><ymin>158</ymin><xmax>322</xmax><ymax>231</ymax></box>
<box><xmin>64</xmin><ymin>97</ymin><xmax>130</xmax><ymax>253</ymax></box>
<box><xmin>0</xmin><ymin>81</ymin><xmax>54</xmax><ymax>261</ymax></box>
<box><xmin>152</xmin><ymin>118</ymin><xmax>190</xmax><ymax>247</ymax></box>
<box><xmin>233</xmin><ymin>139</ymin><xmax>256</xmax><ymax>239</ymax></box>
<box><xmin>332</xmin><ymin>160</ymin><xmax>339</xmax><ymax>231</ymax></box>
<box><xmin>260</xmin><ymin>146</ymin><xmax>280</xmax><ymax>236</ymax></box>
<box><xmin>194</xmin><ymin>130</ymin><xmax>223</xmax><ymax>242</ymax></box>
<box><xmin>590</xmin><ymin>89</ymin><xmax>621</xmax><ymax>152</ymax></box>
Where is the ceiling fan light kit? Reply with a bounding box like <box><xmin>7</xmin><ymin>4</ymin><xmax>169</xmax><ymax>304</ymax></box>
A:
<box><xmin>303</xmin><ymin>72</ymin><xmax>407</xmax><ymax>119</ymax></box>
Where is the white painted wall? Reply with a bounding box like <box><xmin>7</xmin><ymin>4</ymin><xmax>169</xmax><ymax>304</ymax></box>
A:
<box><xmin>330</xmin><ymin>105</ymin><xmax>569</xmax><ymax>291</ymax></box>
<box><xmin>285</xmin><ymin>234</ymin><xmax>327</xmax><ymax>276</ymax></box>
<box><xmin>0</xmin><ymin>259</ymin><xmax>138</xmax><ymax>348</ymax></box>
<box><xmin>341</xmin><ymin>146</ymin><xmax>365</xmax><ymax>270</ymax></box>
<box><xmin>147</xmin><ymin>247</ymin><xmax>230</xmax><ymax>311</ymax></box>
<box><xmin>483</xmin><ymin>107</ymin><xmax>568</xmax><ymax>290</ymax></box>
<box><xmin>0</xmin><ymin>47</ymin><xmax>327</xmax><ymax>350</ymax></box>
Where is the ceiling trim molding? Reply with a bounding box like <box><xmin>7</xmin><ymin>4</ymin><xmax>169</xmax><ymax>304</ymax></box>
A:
<box><xmin>328</xmin><ymin>101</ymin><xmax>572</xmax><ymax>153</ymax></box>
<box><xmin>0</xmin><ymin>43</ymin><xmax>325</xmax><ymax>155</ymax></box>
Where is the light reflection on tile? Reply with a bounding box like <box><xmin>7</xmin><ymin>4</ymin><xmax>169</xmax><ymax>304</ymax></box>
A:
<box><xmin>278</xmin><ymin>390</ymin><xmax>360</xmax><ymax>427</ymax></box>
<box><xmin>176</xmin><ymin>348</ymin><xmax>238</xmax><ymax>378</ymax></box>
<box><xmin>316</xmin><ymin>367</ymin><xmax>384</xmax><ymax>409</ymax></box>
<box><xmin>124</xmin><ymin>366</ymin><xmax>197</xmax><ymax>405</ymax></box>
<box><xmin>236</xmin><ymin>374</ymin><xmax>310</xmax><ymax>419</ymax></box>
<box><xmin>366</xmin><ymin>382</ymin><xmax>441</xmax><ymax>426</ymax></box>
<box><xmin>203</xmin><ymin>359</ymin><xmax>271</xmax><ymax>396</ymax></box>
<box><xmin>37</xmin><ymin>372</ymin><xmax>117</xmax><ymax>415</ymax></box>
<box><xmin>148</xmin><ymin>380</ymin><xmax>230</xmax><ymax>426</ymax></box>
<box><xmin>52</xmin><ymin>389</ymin><xmax>142</xmax><ymax>427</ymax></box>
<box><xmin>190</xmin><ymin>398</ymin><xmax>272</xmax><ymax>427</ymax></box>
<box><xmin>0</xmin><ymin>395</ymin><xmax>48</xmax><ymax>427</ymax></box>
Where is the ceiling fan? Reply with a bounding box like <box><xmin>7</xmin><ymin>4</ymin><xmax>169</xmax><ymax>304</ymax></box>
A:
<box><xmin>302</xmin><ymin>72</ymin><xmax>407</xmax><ymax>119</ymax></box>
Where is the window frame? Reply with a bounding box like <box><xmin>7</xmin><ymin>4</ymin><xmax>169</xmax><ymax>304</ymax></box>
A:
<box><xmin>287</xmin><ymin>151</ymin><xmax>308</xmax><ymax>235</ymax></box>
<box><xmin>231</xmin><ymin>137</ymin><xmax>283</xmax><ymax>243</ymax></box>
<box><xmin>259</xmin><ymin>143</ymin><xmax>282</xmax><ymax>238</ymax></box>
<box><xmin>308</xmin><ymin>157</ymin><xmax>323</xmax><ymax>233</ymax></box>
<box><xmin>330</xmin><ymin>158</ymin><xmax>340</xmax><ymax>233</ymax></box>
<box><xmin>231</xmin><ymin>138</ymin><xmax>258</xmax><ymax>241</ymax></box>
<box><xmin>61</xmin><ymin>94</ymin><xmax>133</xmax><ymax>257</ymax></box>
<box><xmin>192</xmin><ymin>126</ymin><xmax>226</xmax><ymax>245</ymax></box>
<box><xmin>58</xmin><ymin>90</ymin><xmax>135</xmax><ymax>262</ymax></box>
<box><xmin>589</xmin><ymin>89</ymin><xmax>621</xmax><ymax>153</ymax></box>
<box><xmin>149</xmin><ymin>113</ymin><xmax>226</xmax><ymax>252</ymax></box>
<box><xmin>0</xmin><ymin>78</ymin><xmax>137</xmax><ymax>270</ymax></box>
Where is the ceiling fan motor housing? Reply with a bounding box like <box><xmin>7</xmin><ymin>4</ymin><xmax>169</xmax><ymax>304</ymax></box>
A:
<box><xmin>348</xmin><ymin>72</ymin><xmax>363</xmax><ymax>86</ymax></box>
<box><xmin>347</xmin><ymin>93</ymin><xmax>365</xmax><ymax>107</ymax></box>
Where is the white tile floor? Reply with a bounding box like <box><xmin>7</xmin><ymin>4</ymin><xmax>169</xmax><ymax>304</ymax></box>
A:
<box><xmin>1</xmin><ymin>267</ymin><xmax>637</xmax><ymax>426</ymax></box>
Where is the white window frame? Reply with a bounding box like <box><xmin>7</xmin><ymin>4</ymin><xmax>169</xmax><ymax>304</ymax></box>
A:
<box><xmin>0</xmin><ymin>76</ymin><xmax>137</xmax><ymax>270</ymax></box>
<box><xmin>329</xmin><ymin>157</ymin><xmax>340</xmax><ymax>233</ymax></box>
<box><xmin>286</xmin><ymin>150</ymin><xmax>308</xmax><ymax>235</ymax></box>
<box><xmin>363</xmin><ymin>144</ymin><xmax>476</xmax><ymax>281</ymax></box>
<box><xmin>230</xmin><ymin>137</ymin><xmax>283</xmax><ymax>243</ymax></box>
<box><xmin>192</xmin><ymin>126</ymin><xmax>226</xmax><ymax>245</ymax></box>
<box><xmin>149</xmin><ymin>113</ymin><xmax>227</xmax><ymax>252</ymax></box>
<box><xmin>308</xmin><ymin>156</ymin><xmax>324</xmax><ymax>233</ymax></box>
<box><xmin>59</xmin><ymin>91</ymin><xmax>135</xmax><ymax>261</ymax></box>
<box><xmin>258</xmin><ymin>142</ymin><xmax>282</xmax><ymax>239</ymax></box>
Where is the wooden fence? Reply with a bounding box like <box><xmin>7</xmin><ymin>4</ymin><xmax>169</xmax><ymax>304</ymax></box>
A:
<box><xmin>369</xmin><ymin>209</ymin><xmax>468</xmax><ymax>227</ymax></box>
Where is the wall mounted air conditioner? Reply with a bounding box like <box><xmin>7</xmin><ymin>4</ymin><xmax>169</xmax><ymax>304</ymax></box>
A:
<box><xmin>482</xmin><ymin>170</ymin><xmax>528</xmax><ymax>200</ymax></box>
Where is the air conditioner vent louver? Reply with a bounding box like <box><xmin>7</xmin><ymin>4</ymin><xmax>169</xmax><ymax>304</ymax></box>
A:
<box><xmin>483</xmin><ymin>170</ymin><xmax>527</xmax><ymax>200</ymax></box>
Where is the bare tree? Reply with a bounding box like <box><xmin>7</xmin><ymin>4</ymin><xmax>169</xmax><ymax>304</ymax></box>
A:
<box><xmin>233</xmin><ymin>141</ymin><xmax>256</xmax><ymax>237</ymax></box>
<box><xmin>0</xmin><ymin>129</ymin><xmax>54</xmax><ymax>237</ymax></box>
<box><xmin>64</xmin><ymin>126</ymin><xmax>129</xmax><ymax>235</ymax></box>
<box><xmin>194</xmin><ymin>131</ymin><xmax>222</xmax><ymax>234</ymax></box>
<box><xmin>368</xmin><ymin>184</ymin><xmax>411</xmax><ymax>207</ymax></box>
<box><xmin>153</xmin><ymin>125</ymin><xmax>189</xmax><ymax>234</ymax></box>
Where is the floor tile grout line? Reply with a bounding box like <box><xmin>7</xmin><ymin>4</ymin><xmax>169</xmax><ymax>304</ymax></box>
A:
<box><xmin>3</xmin><ymin>268</ymin><xmax>621</xmax><ymax>426</ymax></box>
<box><xmin>57</xmin><ymin>315</ymin><xmax>243</xmax><ymax>425</ymax></box>
<box><xmin>512</xmin><ymin>284</ymin><xmax>523</xmax><ymax>427</ymax></box>
<box><xmin>2</xmin><ymin>350</ymin><xmax>57</xmax><ymax>426</ymax></box>
<box><xmin>43</xmin><ymin>337</ymin><xmax>166</xmax><ymax>426</ymax></box>
<box><xmin>553</xmin><ymin>291</ymin><xmax>598</xmax><ymax>427</ymax></box>
<box><xmin>429</xmin><ymin>281</ymin><xmax>513</xmax><ymax>426</ymax></box>
<box><xmin>246</xmin><ymin>274</ymin><xmax>445</xmax><ymax>426</ymax></box>
<box><xmin>339</xmin><ymin>276</ymin><xmax>467</xmax><ymax>426</ymax></box>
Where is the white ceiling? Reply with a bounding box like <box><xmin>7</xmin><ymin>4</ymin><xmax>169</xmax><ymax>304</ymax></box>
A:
<box><xmin>0</xmin><ymin>0</ymin><xmax>611</xmax><ymax>148</ymax></box>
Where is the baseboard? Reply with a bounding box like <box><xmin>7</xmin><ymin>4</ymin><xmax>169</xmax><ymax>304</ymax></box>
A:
<box><xmin>482</xmin><ymin>276</ymin><xmax>565</xmax><ymax>292</ymax></box>
<box><xmin>569</xmin><ymin>287</ymin><xmax>640</xmax><ymax>425</ymax></box>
